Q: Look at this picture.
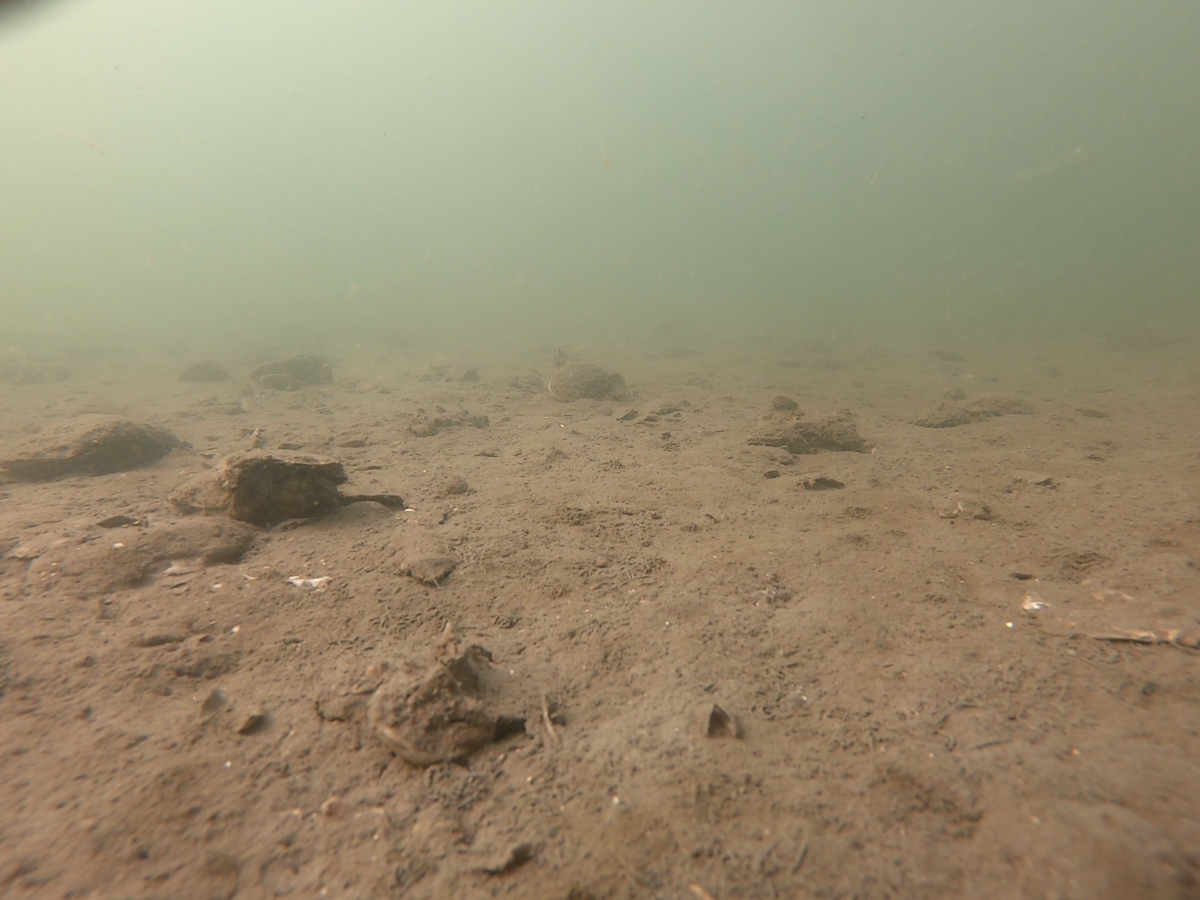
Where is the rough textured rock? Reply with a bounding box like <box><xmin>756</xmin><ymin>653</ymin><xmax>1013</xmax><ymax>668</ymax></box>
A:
<box><xmin>170</xmin><ymin>450</ymin><xmax>348</xmax><ymax>526</ymax></box>
<box><xmin>747</xmin><ymin>408</ymin><xmax>866</xmax><ymax>454</ymax></box>
<box><xmin>0</xmin><ymin>415</ymin><xmax>179</xmax><ymax>481</ymax></box>
<box><xmin>249</xmin><ymin>354</ymin><xmax>333</xmax><ymax>391</ymax></box>
<box><xmin>368</xmin><ymin>640</ymin><xmax>520</xmax><ymax>767</ymax></box>
<box><xmin>914</xmin><ymin>395</ymin><xmax>1033</xmax><ymax>428</ymax></box>
<box><xmin>547</xmin><ymin>364</ymin><xmax>630</xmax><ymax>402</ymax></box>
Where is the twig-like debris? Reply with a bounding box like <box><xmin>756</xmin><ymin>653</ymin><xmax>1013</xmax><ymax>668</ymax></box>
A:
<box><xmin>541</xmin><ymin>694</ymin><xmax>559</xmax><ymax>744</ymax></box>
<box><xmin>791</xmin><ymin>841</ymin><xmax>810</xmax><ymax>874</ymax></box>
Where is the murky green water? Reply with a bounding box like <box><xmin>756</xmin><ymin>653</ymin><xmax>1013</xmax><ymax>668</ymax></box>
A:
<box><xmin>2</xmin><ymin>1</ymin><xmax>1197</xmax><ymax>356</ymax></box>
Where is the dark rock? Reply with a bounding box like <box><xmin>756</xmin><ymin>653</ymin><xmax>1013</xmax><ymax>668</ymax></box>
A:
<box><xmin>179</xmin><ymin>360</ymin><xmax>231</xmax><ymax>382</ymax></box>
<box><xmin>170</xmin><ymin>450</ymin><xmax>348</xmax><ymax>526</ymax></box>
<box><xmin>0</xmin><ymin>415</ymin><xmax>179</xmax><ymax>482</ymax></box>
<box><xmin>803</xmin><ymin>477</ymin><xmax>845</xmax><ymax>491</ymax></box>
<box><xmin>705</xmin><ymin>704</ymin><xmax>741</xmax><ymax>739</ymax></box>
<box><xmin>249</xmin><ymin>355</ymin><xmax>333</xmax><ymax>391</ymax></box>
<box><xmin>547</xmin><ymin>364</ymin><xmax>630</xmax><ymax>402</ymax></box>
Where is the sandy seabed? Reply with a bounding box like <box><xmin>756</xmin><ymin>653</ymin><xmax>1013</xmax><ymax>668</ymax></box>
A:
<box><xmin>2</xmin><ymin>332</ymin><xmax>1198</xmax><ymax>900</ymax></box>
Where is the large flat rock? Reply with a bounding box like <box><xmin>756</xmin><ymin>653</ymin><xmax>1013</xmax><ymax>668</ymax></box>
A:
<box><xmin>0</xmin><ymin>415</ymin><xmax>180</xmax><ymax>482</ymax></box>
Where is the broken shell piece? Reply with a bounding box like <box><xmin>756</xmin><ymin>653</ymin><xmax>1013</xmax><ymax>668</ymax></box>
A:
<box><xmin>1021</xmin><ymin>593</ymin><xmax>1049</xmax><ymax>612</ymax></box>
<box><xmin>288</xmin><ymin>575</ymin><xmax>331</xmax><ymax>590</ymax></box>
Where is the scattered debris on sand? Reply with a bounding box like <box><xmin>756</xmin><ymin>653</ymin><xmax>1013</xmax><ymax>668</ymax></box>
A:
<box><xmin>1032</xmin><ymin>586</ymin><xmax>1200</xmax><ymax>648</ymax></box>
<box><xmin>703</xmin><ymin>704</ymin><xmax>741</xmax><ymax>739</ymax></box>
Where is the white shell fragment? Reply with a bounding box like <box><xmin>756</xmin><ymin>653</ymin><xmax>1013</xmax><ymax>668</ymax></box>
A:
<box><xmin>288</xmin><ymin>575</ymin><xmax>331</xmax><ymax>590</ymax></box>
<box><xmin>1021</xmin><ymin>592</ymin><xmax>1049</xmax><ymax>612</ymax></box>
